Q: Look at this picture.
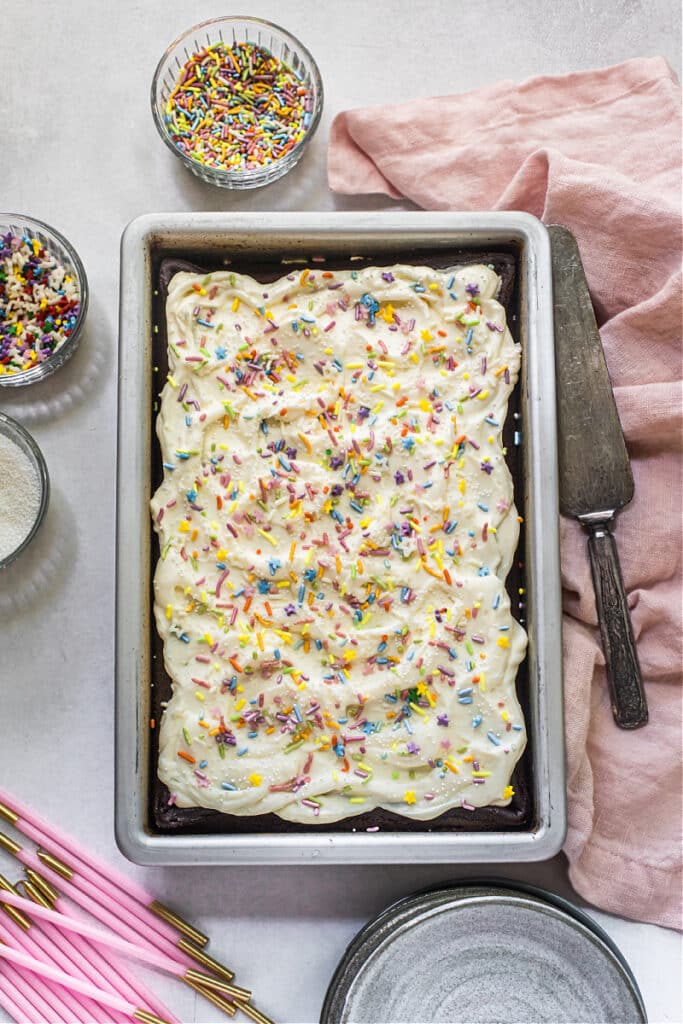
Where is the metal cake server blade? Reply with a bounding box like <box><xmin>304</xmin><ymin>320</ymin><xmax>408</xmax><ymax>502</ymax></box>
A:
<box><xmin>549</xmin><ymin>224</ymin><xmax>648</xmax><ymax>729</ymax></box>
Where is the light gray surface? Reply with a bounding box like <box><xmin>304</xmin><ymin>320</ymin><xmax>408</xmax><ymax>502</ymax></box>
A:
<box><xmin>116</xmin><ymin>210</ymin><xmax>564</xmax><ymax>866</ymax></box>
<box><xmin>0</xmin><ymin>1</ymin><xmax>681</xmax><ymax>1022</ymax></box>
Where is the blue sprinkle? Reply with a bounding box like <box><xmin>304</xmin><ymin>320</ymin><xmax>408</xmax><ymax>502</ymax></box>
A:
<box><xmin>199</xmin><ymin>760</ymin><xmax>208</xmax><ymax>769</ymax></box>
<box><xmin>163</xmin><ymin>462</ymin><xmax>175</xmax><ymax>471</ymax></box>
<box><xmin>237</xmin><ymin>747</ymin><xmax>248</xmax><ymax>757</ymax></box>
<box><xmin>179</xmin><ymin>633</ymin><xmax>190</xmax><ymax>644</ymax></box>
<box><xmin>512</xmin><ymin>724</ymin><xmax>524</xmax><ymax>731</ymax></box>
<box><xmin>221</xmin><ymin>782</ymin><xmax>237</xmax><ymax>791</ymax></box>
<box><xmin>493</xmin><ymin>593</ymin><xmax>501</xmax><ymax>609</ymax></box>
<box><xmin>485</xmin><ymin>416</ymin><xmax>499</xmax><ymax>426</ymax></box>
<box><xmin>458</xmin><ymin>696</ymin><xmax>474</xmax><ymax>704</ymax></box>
<box><xmin>472</xmin><ymin>716</ymin><xmax>482</xmax><ymax>728</ymax></box>
<box><xmin>477</xmin><ymin>502</ymin><xmax>489</xmax><ymax>512</ymax></box>
<box><xmin>487</xmin><ymin>731</ymin><xmax>501</xmax><ymax>746</ymax></box>
<box><xmin>298</xmin><ymin>584</ymin><xmax>305</xmax><ymax>604</ymax></box>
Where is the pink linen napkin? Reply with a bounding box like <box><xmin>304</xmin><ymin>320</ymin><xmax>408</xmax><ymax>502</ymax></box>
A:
<box><xmin>328</xmin><ymin>56</ymin><xmax>682</xmax><ymax>931</ymax></box>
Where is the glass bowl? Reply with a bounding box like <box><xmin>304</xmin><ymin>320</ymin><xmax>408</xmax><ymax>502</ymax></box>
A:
<box><xmin>0</xmin><ymin>214</ymin><xmax>89</xmax><ymax>388</ymax></box>
<box><xmin>151</xmin><ymin>16</ymin><xmax>324</xmax><ymax>189</ymax></box>
<box><xmin>0</xmin><ymin>411</ymin><xmax>50</xmax><ymax>569</ymax></box>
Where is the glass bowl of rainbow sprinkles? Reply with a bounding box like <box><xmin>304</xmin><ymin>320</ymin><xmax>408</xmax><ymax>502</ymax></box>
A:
<box><xmin>151</xmin><ymin>16</ymin><xmax>323</xmax><ymax>189</ymax></box>
<box><xmin>0</xmin><ymin>214</ymin><xmax>89</xmax><ymax>387</ymax></box>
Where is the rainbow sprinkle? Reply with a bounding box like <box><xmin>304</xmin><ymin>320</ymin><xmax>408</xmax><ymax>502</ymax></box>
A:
<box><xmin>0</xmin><ymin>232</ymin><xmax>80</xmax><ymax>376</ymax></box>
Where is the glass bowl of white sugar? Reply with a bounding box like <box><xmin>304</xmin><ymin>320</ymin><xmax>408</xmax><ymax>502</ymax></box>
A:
<box><xmin>0</xmin><ymin>412</ymin><xmax>49</xmax><ymax>568</ymax></box>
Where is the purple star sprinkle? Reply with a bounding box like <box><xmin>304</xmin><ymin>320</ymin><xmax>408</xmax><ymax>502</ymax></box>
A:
<box><xmin>466</xmin><ymin>282</ymin><xmax>480</xmax><ymax>297</ymax></box>
<box><xmin>480</xmin><ymin>461</ymin><xmax>494</xmax><ymax>474</ymax></box>
<box><xmin>406</xmin><ymin>741</ymin><xmax>420</xmax><ymax>754</ymax></box>
<box><xmin>284</xmin><ymin>603</ymin><xmax>296</xmax><ymax>616</ymax></box>
<box><xmin>437</xmin><ymin>714</ymin><xmax>449</xmax><ymax>727</ymax></box>
<box><xmin>394</xmin><ymin>470</ymin><xmax>405</xmax><ymax>485</ymax></box>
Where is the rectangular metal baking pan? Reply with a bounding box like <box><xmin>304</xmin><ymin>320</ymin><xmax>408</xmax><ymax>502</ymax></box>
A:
<box><xmin>116</xmin><ymin>211</ymin><xmax>565</xmax><ymax>864</ymax></box>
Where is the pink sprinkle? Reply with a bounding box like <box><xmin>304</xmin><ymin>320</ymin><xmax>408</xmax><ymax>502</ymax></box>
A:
<box><xmin>215</xmin><ymin>568</ymin><xmax>230</xmax><ymax>597</ymax></box>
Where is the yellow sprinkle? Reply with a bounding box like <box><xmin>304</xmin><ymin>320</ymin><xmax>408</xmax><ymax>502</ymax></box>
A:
<box><xmin>497</xmin><ymin>637</ymin><xmax>510</xmax><ymax>649</ymax></box>
<box><xmin>235</xmin><ymin>698</ymin><xmax>245</xmax><ymax>711</ymax></box>
<box><xmin>258</xmin><ymin>528</ymin><xmax>278</xmax><ymax>547</ymax></box>
<box><xmin>346</xmin><ymin>361</ymin><xmax>364</xmax><ymax>370</ymax></box>
<box><xmin>503</xmin><ymin>785</ymin><xmax>515</xmax><ymax>799</ymax></box>
<box><xmin>204</xmin><ymin>633</ymin><xmax>213</xmax><ymax>646</ymax></box>
<box><xmin>249</xmin><ymin>773</ymin><xmax>262</xmax><ymax>787</ymax></box>
<box><xmin>231</xmin><ymin>297</ymin><xmax>240</xmax><ymax>312</ymax></box>
<box><xmin>194</xmin><ymin>692</ymin><xmax>205</xmax><ymax>702</ymax></box>
<box><xmin>472</xmin><ymin>770</ymin><xmax>492</xmax><ymax>778</ymax></box>
<box><xmin>444</xmin><ymin>759</ymin><xmax>459</xmax><ymax>774</ymax></box>
<box><xmin>459</xmin><ymin>479</ymin><xmax>466</xmax><ymax>494</ymax></box>
<box><xmin>165</xmin><ymin>604</ymin><xmax>172</xmax><ymax>620</ymax></box>
<box><xmin>403</xmin><ymin>790</ymin><xmax>416</xmax><ymax>805</ymax></box>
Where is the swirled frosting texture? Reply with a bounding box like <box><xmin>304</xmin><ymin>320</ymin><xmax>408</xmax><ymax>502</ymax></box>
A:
<box><xmin>152</xmin><ymin>263</ymin><xmax>527</xmax><ymax>823</ymax></box>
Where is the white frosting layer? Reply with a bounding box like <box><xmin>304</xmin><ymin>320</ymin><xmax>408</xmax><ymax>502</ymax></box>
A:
<box><xmin>152</xmin><ymin>263</ymin><xmax>527</xmax><ymax>824</ymax></box>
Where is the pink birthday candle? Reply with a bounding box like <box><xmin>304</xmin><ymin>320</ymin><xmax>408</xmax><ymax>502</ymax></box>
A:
<box><xmin>0</xmin><ymin>907</ymin><xmax>103</xmax><ymax>1024</ymax></box>
<box><xmin>0</xmin><ymin>888</ymin><xmax>245</xmax><ymax>1002</ymax></box>
<box><xmin>0</xmin><ymin>919</ymin><xmax>76</xmax><ymax>1023</ymax></box>
<box><xmin>9</xmin><ymin>898</ymin><xmax>121</xmax><ymax>1024</ymax></box>
<box><xmin>0</xmin><ymin>837</ymin><xmax>190</xmax><ymax>969</ymax></box>
<box><xmin>0</xmin><ymin>968</ymin><xmax>45</xmax><ymax>1024</ymax></box>
<box><xmin>0</xmin><ymin>789</ymin><xmax>207</xmax><ymax>947</ymax></box>
<box><xmin>0</xmin><ymin>943</ymin><xmax>169</xmax><ymax>1022</ymax></box>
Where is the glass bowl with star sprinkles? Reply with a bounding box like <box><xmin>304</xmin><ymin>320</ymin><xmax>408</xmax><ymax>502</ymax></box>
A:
<box><xmin>151</xmin><ymin>17</ymin><xmax>323</xmax><ymax>189</ymax></box>
<box><xmin>0</xmin><ymin>215</ymin><xmax>89</xmax><ymax>387</ymax></box>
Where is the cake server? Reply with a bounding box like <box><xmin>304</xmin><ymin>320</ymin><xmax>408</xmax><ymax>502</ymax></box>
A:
<box><xmin>549</xmin><ymin>225</ymin><xmax>648</xmax><ymax>729</ymax></box>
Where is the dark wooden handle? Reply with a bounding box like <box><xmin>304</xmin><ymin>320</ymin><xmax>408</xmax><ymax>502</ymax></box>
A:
<box><xmin>587</xmin><ymin>523</ymin><xmax>648</xmax><ymax>729</ymax></box>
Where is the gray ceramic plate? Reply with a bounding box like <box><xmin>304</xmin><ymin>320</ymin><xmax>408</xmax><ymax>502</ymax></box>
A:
<box><xmin>321</xmin><ymin>882</ymin><xmax>646</xmax><ymax>1024</ymax></box>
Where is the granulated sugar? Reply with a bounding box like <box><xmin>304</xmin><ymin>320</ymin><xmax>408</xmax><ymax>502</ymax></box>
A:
<box><xmin>0</xmin><ymin>433</ymin><xmax>41</xmax><ymax>560</ymax></box>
